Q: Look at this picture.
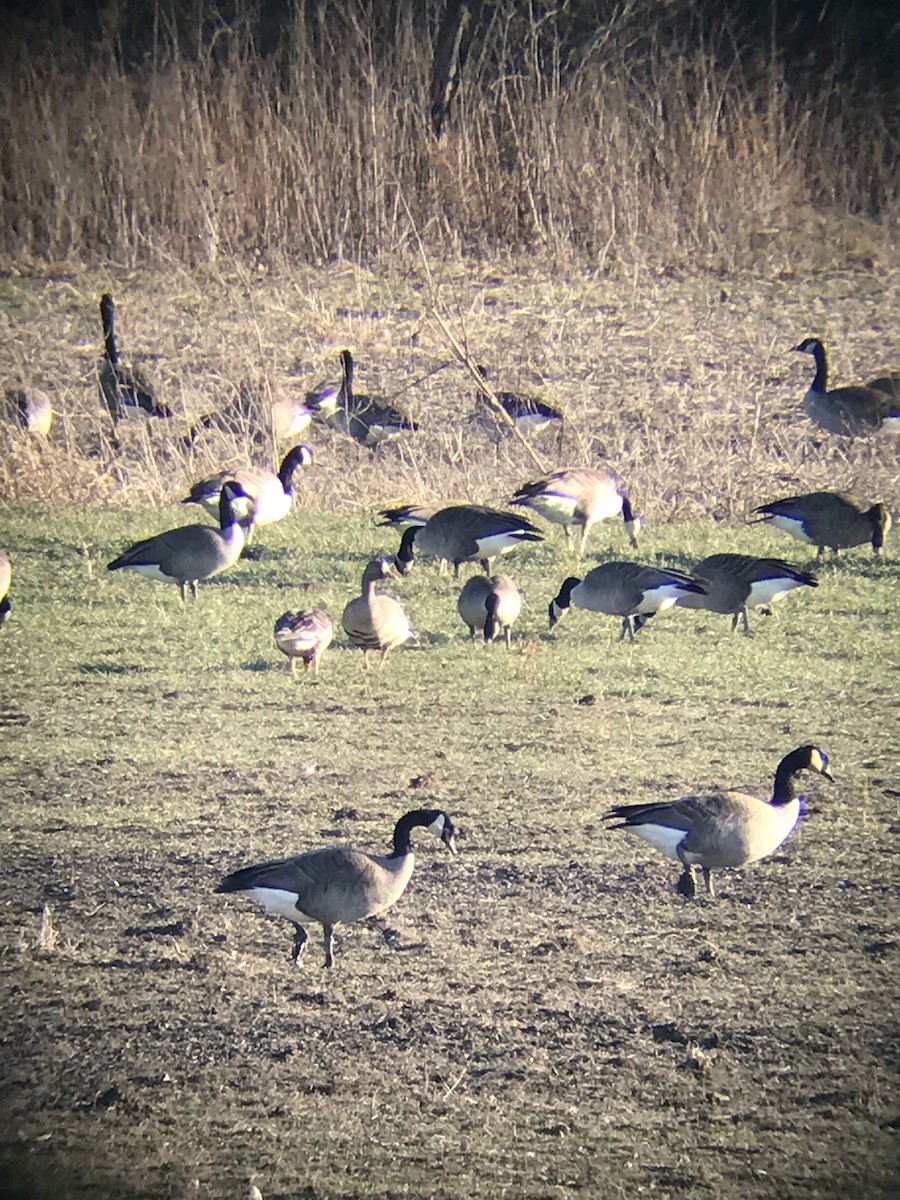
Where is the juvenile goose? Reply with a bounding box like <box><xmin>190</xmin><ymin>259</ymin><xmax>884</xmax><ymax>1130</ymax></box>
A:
<box><xmin>216</xmin><ymin>808</ymin><xmax>456</xmax><ymax>967</ymax></box>
<box><xmin>182</xmin><ymin>444</ymin><xmax>313</xmax><ymax>540</ymax></box>
<box><xmin>98</xmin><ymin>293</ymin><xmax>173</xmax><ymax>427</ymax></box>
<box><xmin>342</xmin><ymin>557</ymin><xmax>414</xmax><ymax>669</ymax></box>
<box><xmin>457</xmin><ymin>574</ymin><xmax>522</xmax><ymax>647</ymax></box>
<box><xmin>604</xmin><ymin>745</ymin><xmax>833</xmax><ymax>898</ymax></box>
<box><xmin>549</xmin><ymin>561</ymin><xmax>706</xmax><ymax>642</ymax></box>
<box><xmin>395</xmin><ymin>505</ymin><xmax>543</xmax><ymax>578</ymax></box>
<box><xmin>474</xmin><ymin>365</ymin><xmax>563</xmax><ymax>437</ymax></box>
<box><xmin>676</xmin><ymin>553</ymin><xmax>817</xmax><ymax>636</ymax></box>
<box><xmin>0</xmin><ymin>551</ymin><xmax>11</xmax><ymax>627</ymax></box>
<box><xmin>794</xmin><ymin>337</ymin><xmax>900</xmax><ymax>436</ymax></box>
<box><xmin>107</xmin><ymin>480</ymin><xmax>247</xmax><ymax>601</ymax></box>
<box><xmin>3</xmin><ymin>387</ymin><xmax>53</xmax><ymax>436</ymax></box>
<box><xmin>274</xmin><ymin>609</ymin><xmax>334</xmax><ymax>676</ymax></box>
<box><xmin>510</xmin><ymin>468</ymin><xmax>640</xmax><ymax>555</ymax></box>
<box><xmin>324</xmin><ymin>350</ymin><xmax>419</xmax><ymax>447</ymax></box>
<box><xmin>751</xmin><ymin>491</ymin><xmax>891</xmax><ymax>557</ymax></box>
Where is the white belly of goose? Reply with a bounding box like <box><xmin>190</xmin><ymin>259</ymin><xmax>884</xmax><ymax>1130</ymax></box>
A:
<box><xmin>746</xmin><ymin>578</ymin><xmax>801</xmax><ymax>608</ymax></box>
<box><xmin>635</xmin><ymin>583</ymin><xmax>687</xmax><ymax>614</ymax></box>
<box><xmin>767</xmin><ymin>515</ymin><xmax>816</xmax><ymax>545</ymax></box>
<box><xmin>473</xmin><ymin>530</ymin><xmax>530</xmax><ymax>559</ymax></box>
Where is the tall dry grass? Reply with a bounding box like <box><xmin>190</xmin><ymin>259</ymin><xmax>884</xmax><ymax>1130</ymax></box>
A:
<box><xmin>0</xmin><ymin>0</ymin><xmax>896</xmax><ymax>272</ymax></box>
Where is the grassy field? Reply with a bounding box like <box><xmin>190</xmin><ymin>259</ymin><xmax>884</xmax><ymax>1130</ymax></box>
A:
<box><xmin>1</xmin><ymin>472</ymin><xmax>898</xmax><ymax>1197</ymax></box>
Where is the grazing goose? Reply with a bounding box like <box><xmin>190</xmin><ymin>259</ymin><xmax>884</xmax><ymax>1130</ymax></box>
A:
<box><xmin>342</xmin><ymin>557</ymin><xmax>414</xmax><ymax>669</ymax></box>
<box><xmin>604</xmin><ymin>745</ymin><xmax>833</xmax><ymax>898</ymax></box>
<box><xmin>794</xmin><ymin>337</ymin><xmax>900</xmax><ymax>436</ymax></box>
<box><xmin>107</xmin><ymin>480</ymin><xmax>247</xmax><ymax>601</ymax></box>
<box><xmin>395</xmin><ymin>505</ymin><xmax>543</xmax><ymax>578</ymax></box>
<box><xmin>182</xmin><ymin>444</ymin><xmax>313</xmax><ymax>540</ymax></box>
<box><xmin>186</xmin><ymin>381</ymin><xmax>312</xmax><ymax>448</ymax></box>
<box><xmin>751</xmin><ymin>491</ymin><xmax>891</xmax><ymax>557</ymax></box>
<box><xmin>216</xmin><ymin>808</ymin><xmax>457</xmax><ymax>967</ymax></box>
<box><xmin>274</xmin><ymin>609</ymin><xmax>334</xmax><ymax>676</ymax></box>
<box><xmin>457</xmin><ymin>574</ymin><xmax>522</xmax><ymax>647</ymax></box>
<box><xmin>377</xmin><ymin>501</ymin><xmax>466</xmax><ymax>530</ymax></box>
<box><xmin>0</xmin><ymin>551</ymin><xmax>11</xmax><ymax>627</ymax></box>
<box><xmin>3</xmin><ymin>387</ymin><xmax>53</xmax><ymax>436</ymax></box>
<box><xmin>676</xmin><ymin>553</ymin><xmax>817</xmax><ymax>636</ymax></box>
<box><xmin>317</xmin><ymin>350</ymin><xmax>419</xmax><ymax>447</ymax></box>
<box><xmin>549</xmin><ymin>561</ymin><xmax>706</xmax><ymax>642</ymax></box>
<box><xmin>97</xmin><ymin>293</ymin><xmax>173</xmax><ymax>428</ymax></box>
<box><xmin>474</xmin><ymin>365</ymin><xmax>563</xmax><ymax>437</ymax></box>
<box><xmin>510</xmin><ymin>468</ymin><xmax>640</xmax><ymax>554</ymax></box>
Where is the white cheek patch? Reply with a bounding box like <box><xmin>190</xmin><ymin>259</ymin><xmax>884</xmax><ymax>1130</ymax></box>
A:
<box><xmin>427</xmin><ymin>814</ymin><xmax>446</xmax><ymax>838</ymax></box>
<box><xmin>245</xmin><ymin>887</ymin><xmax>313</xmax><ymax>924</ymax></box>
<box><xmin>625</xmin><ymin>823</ymin><xmax>687</xmax><ymax>861</ymax></box>
<box><xmin>769</xmin><ymin>515</ymin><xmax>816</xmax><ymax>545</ymax></box>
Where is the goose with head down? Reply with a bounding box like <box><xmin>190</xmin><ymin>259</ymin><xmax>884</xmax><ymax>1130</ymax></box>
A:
<box><xmin>395</xmin><ymin>504</ymin><xmax>543</xmax><ymax>578</ymax></box>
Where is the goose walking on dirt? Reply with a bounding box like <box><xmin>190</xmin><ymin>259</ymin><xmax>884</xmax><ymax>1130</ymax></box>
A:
<box><xmin>313</xmin><ymin>350</ymin><xmax>419</xmax><ymax>447</ymax></box>
<box><xmin>604</xmin><ymin>745</ymin><xmax>833</xmax><ymax>898</ymax></box>
<box><xmin>183</xmin><ymin>444</ymin><xmax>313</xmax><ymax>541</ymax></box>
<box><xmin>549</xmin><ymin>561</ymin><xmax>706</xmax><ymax>642</ymax></box>
<box><xmin>395</xmin><ymin>504</ymin><xmax>543</xmax><ymax>578</ymax></box>
<box><xmin>342</xmin><ymin>557</ymin><xmax>414</xmax><ymax>669</ymax></box>
<box><xmin>216</xmin><ymin>808</ymin><xmax>457</xmax><ymax>967</ymax></box>
<box><xmin>676</xmin><ymin>553</ymin><xmax>817</xmax><ymax>636</ymax></box>
<box><xmin>510</xmin><ymin>468</ymin><xmax>640</xmax><ymax>555</ymax></box>
<box><xmin>274</xmin><ymin>609</ymin><xmax>334</xmax><ymax>676</ymax></box>
<box><xmin>107</xmin><ymin>481</ymin><xmax>247</xmax><ymax>601</ymax></box>
<box><xmin>794</xmin><ymin>337</ymin><xmax>900</xmax><ymax>436</ymax></box>
<box><xmin>457</xmin><ymin>574</ymin><xmax>522</xmax><ymax>647</ymax></box>
<box><xmin>751</xmin><ymin>491</ymin><xmax>891</xmax><ymax>557</ymax></box>
<box><xmin>98</xmin><ymin>293</ymin><xmax>173</xmax><ymax>429</ymax></box>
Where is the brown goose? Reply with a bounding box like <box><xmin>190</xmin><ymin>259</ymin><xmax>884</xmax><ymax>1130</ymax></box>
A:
<box><xmin>216</xmin><ymin>808</ymin><xmax>457</xmax><ymax>966</ymax></box>
<box><xmin>457</xmin><ymin>574</ymin><xmax>522</xmax><ymax>647</ymax></box>
<box><xmin>604</xmin><ymin>745</ymin><xmax>833</xmax><ymax>898</ymax></box>
<box><xmin>794</xmin><ymin>337</ymin><xmax>900</xmax><ymax>436</ymax></box>
<box><xmin>510</xmin><ymin>468</ymin><xmax>640</xmax><ymax>554</ymax></box>
<box><xmin>549</xmin><ymin>561</ymin><xmax>706</xmax><ymax>642</ymax></box>
<box><xmin>342</xmin><ymin>557</ymin><xmax>413</xmax><ymax>669</ymax></box>
<box><xmin>274</xmin><ymin>609</ymin><xmax>334</xmax><ymax>676</ymax></box>
<box><xmin>751</xmin><ymin>491</ymin><xmax>891</xmax><ymax>557</ymax></box>
<box><xmin>676</xmin><ymin>553</ymin><xmax>817</xmax><ymax>636</ymax></box>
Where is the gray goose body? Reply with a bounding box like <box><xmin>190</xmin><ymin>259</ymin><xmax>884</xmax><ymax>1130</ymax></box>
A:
<box><xmin>549</xmin><ymin>561</ymin><xmax>706</xmax><ymax>642</ymax></box>
<box><xmin>752</xmin><ymin>491</ymin><xmax>891</xmax><ymax>556</ymax></box>
<box><xmin>97</xmin><ymin>293</ymin><xmax>173</xmax><ymax>429</ymax></box>
<box><xmin>457</xmin><ymin>573</ymin><xmax>522</xmax><ymax>646</ymax></box>
<box><xmin>324</xmin><ymin>350</ymin><xmax>419</xmax><ymax>447</ymax></box>
<box><xmin>795</xmin><ymin>337</ymin><xmax>900</xmax><ymax>436</ymax></box>
<box><xmin>183</xmin><ymin>444</ymin><xmax>313</xmax><ymax>538</ymax></box>
<box><xmin>473</xmin><ymin>365</ymin><xmax>563</xmax><ymax>437</ymax></box>
<box><xmin>604</xmin><ymin>745</ymin><xmax>833</xmax><ymax>897</ymax></box>
<box><xmin>510</xmin><ymin>468</ymin><xmax>640</xmax><ymax>554</ymax></box>
<box><xmin>107</xmin><ymin>481</ymin><xmax>247</xmax><ymax>600</ymax></box>
<box><xmin>676</xmin><ymin>553</ymin><xmax>817</xmax><ymax>635</ymax></box>
<box><xmin>216</xmin><ymin>809</ymin><xmax>456</xmax><ymax>966</ymax></box>
<box><xmin>395</xmin><ymin>504</ymin><xmax>543</xmax><ymax>578</ymax></box>
<box><xmin>342</xmin><ymin>557</ymin><xmax>413</xmax><ymax>668</ymax></box>
<box><xmin>274</xmin><ymin>608</ymin><xmax>334</xmax><ymax>675</ymax></box>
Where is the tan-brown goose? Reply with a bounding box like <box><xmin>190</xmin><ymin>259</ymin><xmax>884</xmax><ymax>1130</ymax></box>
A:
<box><xmin>676</xmin><ymin>553</ymin><xmax>817</xmax><ymax>636</ymax></box>
<box><xmin>107</xmin><ymin>481</ymin><xmax>247</xmax><ymax>601</ymax></box>
<box><xmin>510</xmin><ymin>468</ymin><xmax>640</xmax><ymax>554</ymax></box>
<box><xmin>97</xmin><ymin>294</ymin><xmax>173</xmax><ymax>429</ymax></box>
<box><xmin>342</xmin><ymin>557</ymin><xmax>414</xmax><ymax>669</ymax></box>
<box><xmin>395</xmin><ymin>504</ymin><xmax>543</xmax><ymax>578</ymax></box>
<box><xmin>0</xmin><ymin>551</ymin><xmax>11</xmax><ymax>627</ymax></box>
<box><xmin>457</xmin><ymin>574</ymin><xmax>522</xmax><ymax>647</ymax></box>
<box><xmin>274</xmin><ymin>609</ymin><xmax>334</xmax><ymax>676</ymax></box>
<box><xmin>474</xmin><ymin>366</ymin><xmax>563</xmax><ymax>437</ymax></box>
<box><xmin>549</xmin><ymin>561</ymin><xmax>706</xmax><ymax>642</ymax></box>
<box><xmin>216</xmin><ymin>808</ymin><xmax>457</xmax><ymax>967</ymax></box>
<box><xmin>794</xmin><ymin>337</ymin><xmax>900</xmax><ymax>436</ymax></box>
<box><xmin>182</xmin><ymin>444</ymin><xmax>313</xmax><ymax>541</ymax></box>
<box><xmin>752</xmin><ymin>491</ymin><xmax>891</xmax><ymax>557</ymax></box>
<box><xmin>604</xmin><ymin>745</ymin><xmax>833</xmax><ymax>898</ymax></box>
<box><xmin>3</xmin><ymin>387</ymin><xmax>53</xmax><ymax>437</ymax></box>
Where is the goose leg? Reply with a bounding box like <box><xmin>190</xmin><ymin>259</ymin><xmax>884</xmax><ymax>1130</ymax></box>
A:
<box><xmin>480</xmin><ymin>558</ymin><xmax>491</xmax><ymax>574</ymax></box>
<box><xmin>291</xmin><ymin>923</ymin><xmax>309</xmax><ymax>963</ymax></box>
<box><xmin>740</xmin><ymin>607</ymin><xmax>751</xmax><ymax>637</ymax></box>
<box><xmin>322</xmin><ymin>923</ymin><xmax>336</xmax><ymax>968</ymax></box>
<box><xmin>505</xmin><ymin>626</ymin><xmax>512</xmax><ymax>650</ymax></box>
<box><xmin>702</xmin><ymin>868</ymin><xmax>715</xmax><ymax>898</ymax></box>
<box><xmin>676</xmin><ymin>866</ymin><xmax>697</xmax><ymax>898</ymax></box>
<box><xmin>619</xmin><ymin>616</ymin><xmax>635</xmax><ymax>643</ymax></box>
<box><xmin>178</xmin><ymin>581</ymin><xmax>188</xmax><ymax>602</ymax></box>
<box><xmin>189</xmin><ymin>580</ymin><xmax>199</xmax><ymax>600</ymax></box>
<box><xmin>379</xmin><ymin>648</ymin><xmax>389</xmax><ymax>670</ymax></box>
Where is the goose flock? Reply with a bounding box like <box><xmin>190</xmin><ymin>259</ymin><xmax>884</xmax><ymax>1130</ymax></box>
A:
<box><xmin>2</xmin><ymin>291</ymin><xmax>896</xmax><ymax>967</ymax></box>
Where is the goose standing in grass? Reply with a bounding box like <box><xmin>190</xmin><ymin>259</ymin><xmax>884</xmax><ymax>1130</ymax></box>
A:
<box><xmin>274</xmin><ymin>609</ymin><xmax>334</xmax><ymax>676</ymax></box>
<box><xmin>313</xmin><ymin>350</ymin><xmax>419</xmax><ymax>447</ymax></box>
<box><xmin>107</xmin><ymin>480</ymin><xmax>247</xmax><ymax>601</ymax></box>
<box><xmin>395</xmin><ymin>504</ymin><xmax>543</xmax><ymax>578</ymax></box>
<box><xmin>97</xmin><ymin>293</ymin><xmax>173</xmax><ymax>429</ymax></box>
<box><xmin>377</xmin><ymin>501</ymin><xmax>466</xmax><ymax>531</ymax></box>
<box><xmin>549</xmin><ymin>561</ymin><xmax>706</xmax><ymax>642</ymax></box>
<box><xmin>457</xmin><ymin>574</ymin><xmax>522</xmax><ymax>647</ymax></box>
<box><xmin>216</xmin><ymin>808</ymin><xmax>457</xmax><ymax>967</ymax></box>
<box><xmin>0</xmin><ymin>551</ymin><xmax>11</xmax><ymax>627</ymax></box>
<box><xmin>604</xmin><ymin>745</ymin><xmax>833</xmax><ymax>898</ymax></box>
<box><xmin>794</xmin><ymin>337</ymin><xmax>900</xmax><ymax>436</ymax></box>
<box><xmin>473</xmin><ymin>365</ymin><xmax>563</xmax><ymax>437</ymax></box>
<box><xmin>751</xmin><ymin>491</ymin><xmax>891</xmax><ymax>557</ymax></box>
<box><xmin>182</xmin><ymin>444</ymin><xmax>313</xmax><ymax>541</ymax></box>
<box><xmin>510</xmin><ymin>468</ymin><xmax>641</xmax><ymax>555</ymax></box>
<box><xmin>342</xmin><ymin>557</ymin><xmax>414</xmax><ymax>669</ymax></box>
<box><xmin>676</xmin><ymin>553</ymin><xmax>818</xmax><ymax>636</ymax></box>
<box><xmin>3</xmin><ymin>386</ymin><xmax>53</xmax><ymax>437</ymax></box>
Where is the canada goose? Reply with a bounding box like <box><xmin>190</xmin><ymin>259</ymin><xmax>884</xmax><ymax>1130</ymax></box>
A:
<box><xmin>107</xmin><ymin>480</ymin><xmax>247</xmax><ymax>600</ymax></box>
<box><xmin>0</xmin><ymin>551</ymin><xmax>11</xmax><ymax>627</ymax></box>
<box><xmin>474</xmin><ymin>366</ymin><xmax>563</xmax><ymax>437</ymax></box>
<box><xmin>186</xmin><ymin>382</ymin><xmax>312</xmax><ymax>448</ymax></box>
<box><xmin>604</xmin><ymin>745</ymin><xmax>833</xmax><ymax>898</ymax></box>
<box><xmin>377</xmin><ymin>502</ymin><xmax>465</xmax><ymax>530</ymax></box>
<box><xmin>457</xmin><ymin>574</ymin><xmax>522</xmax><ymax>647</ymax></box>
<box><xmin>182</xmin><ymin>444</ymin><xmax>313</xmax><ymax>540</ymax></box>
<box><xmin>274</xmin><ymin>609</ymin><xmax>334</xmax><ymax>675</ymax></box>
<box><xmin>216</xmin><ymin>808</ymin><xmax>456</xmax><ymax>967</ymax></box>
<box><xmin>751</xmin><ymin>491</ymin><xmax>891</xmax><ymax>557</ymax></box>
<box><xmin>342</xmin><ymin>557</ymin><xmax>414</xmax><ymax>669</ymax></box>
<box><xmin>3</xmin><ymin>387</ymin><xmax>53</xmax><ymax>436</ymax></box>
<box><xmin>794</xmin><ymin>337</ymin><xmax>900</xmax><ymax>436</ymax></box>
<box><xmin>98</xmin><ymin>294</ymin><xmax>173</xmax><ymax>427</ymax></box>
<box><xmin>867</xmin><ymin>374</ymin><xmax>900</xmax><ymax>400</ymax></box>
<box><xmin>549</xmin><ymin>561</ymin><xmax>706</xmax><ymax>642</ymax></box>
<box><xmin>317</xmin><ymin>350</ymin><xmax>419</xmax><ymax>447</ymax></box>
<box><xmin>510</xmin><ymin>469</ymin><xmax>640</xmax><ymax>554</ymax></box>
<box><xmin>395</xmin><ymin>505</ymin><xmax>543</xmax><ymax>578</ymax></box>
<box><xmin>676</xmin><ymin>553</ymin><xmax>817</xmax><ymax>636</ymax></box>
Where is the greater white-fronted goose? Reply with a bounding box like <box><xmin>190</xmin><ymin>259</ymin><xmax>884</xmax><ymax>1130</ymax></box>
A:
<box><xmin>457</xmin><ymin>574</ymin><xmax>522</xmax><ymax>647</ymax></box>
<box><xmin>342</xmin><ymin>557</ymin><xmax>414</xmax><ymax>669</ymax></box>
<box><xmin>274</xmin><ymin>609</ymin><xmax>334</xmax><ymax>676</ymax></box>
